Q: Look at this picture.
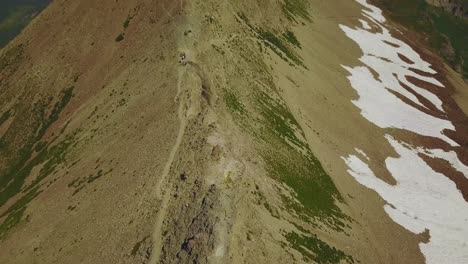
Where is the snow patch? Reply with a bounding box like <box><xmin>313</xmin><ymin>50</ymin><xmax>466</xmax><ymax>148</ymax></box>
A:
<box><xmin>355</xmin><ymin>148</ymin><xmax>370</xmax><ymax>160</ymax></box>
<box><xmin>341</xmin><ymin>1</ymin><xmax>468</xmax><ymax>263</ymax></box>
<box><xmin>342</xmin><ymin>65</ymin><xmax>456</xmax><ymax>146</ymax></box>
<box><xmin>339</xmin><ymin>0</ymin><xmax>458</xmax><ymax>146</ymax></box>
<box><xmin>417</xmin><ymin>147</ymin><xmax>468</xmax><ymax>179</ymax></box>
<box><xmin>359</xmin><ymin>19</ymin><xmax>371</xmax><ymax>30</ymax></box>
<box><xmin>343</xmin><ymin>136</ymin><xmax>468</xmax><ymax>264</ymax></box>
<box><xmin>355</xmin><ymin>0</ymin><xmax>385</xmax><ymax>23</ymax></box>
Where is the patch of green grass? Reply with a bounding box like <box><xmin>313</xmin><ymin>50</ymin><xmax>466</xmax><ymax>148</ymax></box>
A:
<box><xmin>0</xmin><ymin>87</ymin><xmax>75</xmax><ymax>208</ymax></box>
<box><xmin>0</xmin><ymin>44</ymin><xmax>24</xmax><ymax>73</ymax></box>
<box><xmin>34</xmin><ymin>140</ymin><xmax>47</xmax><ymax>152</ymax></box>
<box><xmin>235</xmin><ymin>12</ymin><xmax>304</xmax><ymax>68</ymax></box>
<box><xmin>0</xmin><ymin>86</ymin><xmax>76</xmax><ymax>240</ymax></box>
<box><xmin>285</xmin><ymin>231</ymin><xmax>355</xmax><ymax>263</ymax></box>
<box><xmin>223</xmin><ymin>28</ymin><xmax>353</xmax><ymax>261</ymax></box>
<box><xmin>0</xmin><ymin>110</ymin><xmax>11</xmax><ymax>127</ymax></box>
<box><xmin>115</xmin><ymin>15</ymin><xmax>134</xmax><ymax>42</ymax></box>
<box><xmin>0</xmin><ymin>134</ymin><xmax>75</xmax><ymax>240</ymax></box>
<box><xmin>281</xmin><ymin>0</ymin><xmax>312</xmax><ymax>23</ymax></box>
<box><xmin>115</xmin><ymin>33</ymin><xmax>124</xmax><ymax>42</ymax></box>
<box><xmin>371</xmin><ymin>0</ymin><xmax>468</xmax><ymax>79</ymax></box>
<box><xmin>24</xmin><ymin>136</ymin><xmax>75</xmax><ymax>193</ymax></box>
<box><xmin>258</xmin><ymin>30</ymin><xmax>304</xmax><ymax>67</ymax></box>
<box><xmin>123</xmin><ymin>13</ymin><xmax>136</xmax><ymax>29</ymax></box>
<box><xmin>283</xmin><ymin>31</ymin><xmax>301</xmax><ymax>49</ymax></box>
<box><xmin>0</xmin><ymin>187</ymin><xmax>39</xmax><ymax>240</ymax></box>
<box><xmin>224</xmin><ymin>90</ymin><xmax>245</xmax><ymax>114</ymax></box>
<box><xmin>254</xmin><ymin>90</ymin><xmax>349</xmax><ymax>230</ymax></box>
<box><xmin>123</xmin><ymin>18</ymin><xmax>130</xmax><ymax>29</ymax></box>
<box><xmin>36</xmin><ymin>86</ymin><xmax>74</xmax><ymax>141</ymax></box>
<box><xmin>257</xmin><ymin>91</ymin><xmax>306</xmax><ymax>149</ymax></box>
<box><xmin>68</xmin><ymin>168</ymin><xmax>112</xmax><ymax>195</ymax></box>
<box><xmin>223</xmin><ymin>44</ymin><xmax>347</xmax><ymax>229</ymax></box>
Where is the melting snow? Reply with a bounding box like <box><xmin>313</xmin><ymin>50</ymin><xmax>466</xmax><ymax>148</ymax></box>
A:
<box><xmin>340</xmin><ymin>1</ymin><xmax>468</xmax><ymax>263</ymax></box>
<box><xmin>340</xmin><ymin>0</ymin><xmax>464</xmax><ymax>162</ymax></box>
<box><xmin>339</xmin><ymin>0</ymin><xmax>457</xmax><ymax>146</ymax></box>
<box><xmin>343</xmin><ymin>136</ymin><xmax>468</xmax><ymax>264</ymax></box>
<box><xmin>355</xmin><ymin>148</ymin><xmax>370</xmax><ymax>160</ymax></box>
<box><xmin>355</xmin><ymin>0</ymin><xmax>385</xmax><ymax>23</ymax></box>
<box><xmin>359</xmin><ymin>19</ymin><xmax>371</xmax><ymax>30</ymax></box>
<box><xmin>417</xmin><ymin>148</ymin><xmax>468</xmax><ymax>180</ymax></box>
<box><xmin>342</xmin><ymin>65</ymin><xmax>456</xmax><ymax>146</ymax></box>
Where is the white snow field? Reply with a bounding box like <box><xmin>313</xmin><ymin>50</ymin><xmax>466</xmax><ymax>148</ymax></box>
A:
<box><xmin>339</xmin><ymin>0</ymin><xmax>457</xmax><ymax>146</ymax></box>
<box><xmin>340</xmin><ymin>1</ymin><xmax>468</xmax><ymax>263</ymax></box>
<box><xmin>343</xmin><ymin>136</ymin><xmax>468</xmax><ymax>264</ymax></box>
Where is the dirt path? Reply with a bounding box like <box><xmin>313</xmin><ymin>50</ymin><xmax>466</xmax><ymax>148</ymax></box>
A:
<box><xmin>149</xmin><ymin>66</ymin><xmax>188</xmax><ymax>264</ymax></box>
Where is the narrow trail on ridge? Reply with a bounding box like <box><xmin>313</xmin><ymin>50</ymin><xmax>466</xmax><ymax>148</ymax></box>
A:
<box><xmin>149</xmin><ymin>66</ymin><xmax>188</xmax><ymax>264</ymax></box>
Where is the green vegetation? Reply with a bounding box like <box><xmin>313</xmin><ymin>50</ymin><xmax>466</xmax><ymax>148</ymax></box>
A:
<box><xmin>36</xmin><ymin>86</ymin><xmax>74</xmax><ymax>140</ymax></box>
<box><xmin>0</xmin><ymin>87</ymin><xmax>75</xmax><ymax>207</ymax></box>
<box><xmin>115</xmin><ymin>33</ymin><xmax>124</xmax><ymax>42</ymax></box>
<box><xmin>0</xmin><ymin>187</ymin><xmax>39</xmax><ymax>240</ymax></box>
<box><xmin>281</xmin><ymin>0</ymin><xmax>312</xmax><ymax>23</ymax></box>
<box><xmin>123</xmin><ymin>18</ymin><xmax>131</xmax><ymax>29</ymax></box>
<box><xmin>224</xmin><ymin>86</ymin><xmax>348</xmax><ymax>230</ymax></box>
<box><xmin>224</xmin><ymin>90</ymin><xmax>245</xmax><ymax>114</ymax></box>
<box><xmin>228</xmin><ymin>11</ymin><xmax>352</xmax><ymax>261</ymax></box>
<box><xmin>68</xmin><ymin>168</ymin><xmax>112</xmax><ymax>195</ymax></box>
<box><xmin>0</xmin><ymin>44</ymin><xmax>24</xmax><ymax>73</ymax></box>
<box><xmin>0</xmin><ymin>86</ymin><xmax>75</xmax><ymax>240</ymax></box>
<box><xmin>258</xmin><ymin>30</ymin><xmax>304</xmax><ymax>67</ymax></box>
<box><xmin>0</xmin><ymin>110</ymin><xmax>11</xmax><ymax>126</ymax></box>
<box><xmin>256</xmin><ymin>91</ymin><xmax>348</xmax><ymax>230</ymax></box>
<box><xmin>117</xmin><ymin>13</ymin><xmax>135</xmax><ymax>42</ymax></box>
<box><xmin>285</xmin><ymin>231</ymin><xmax>355</xmax><ymax>263</ymax></box>
<box><xmin>223</xmin><ymin>26</ymin><xmax>347</xmax><ymax>228</ymax></box>
<box><xmin>236</xmin><ymin>12</ymin><xmax>304</xmax><ymax>67</ymax></box>
<box><xmin>283</xmin><ymin>31</ymin><xmax>301</xmax><ymax>49</ymax></box>
<box><xmin>0</xmin><ymin>134</ymin><xmax>75</xmax><ymax>239</ymax></box>
<box><xmin>123</xmin><ymin>13</ymin><xmax>136</xmax><ymax>29</ymax></box>
<box><xmin>257</xmin><ymin>91</ymin><xmax>307</xmax><ymax>149</ymax></box>
<box><xmin>371</xmin><ymin>0</ymin><xmax>468</xmax><ymax>79</ymax></box>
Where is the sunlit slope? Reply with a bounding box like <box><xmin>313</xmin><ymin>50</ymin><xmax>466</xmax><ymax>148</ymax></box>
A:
<box><xmin>0</xmin><ymin>0</ymin><xmax>183</xmax><ymax>263</ymax></box>
<box><xmin>0</xmin><ymin>0</ymin><xmax>467</xmax><ymax>263</ymax></box>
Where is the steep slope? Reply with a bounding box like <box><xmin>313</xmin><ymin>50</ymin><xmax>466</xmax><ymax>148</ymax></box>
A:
<box><xmin>0</xmin><ymin>0</ymin><xmax>467</xmax><ymax>264</ymax></box>
<box><xmin>371</xmin><ymin>0</ymin><xmax>468</xmax><ymax>79</ymax></box>
<box><xmin>0</xmin><ymin>0</ymin><xmax>184</xmax><ymax>263</ymax></box>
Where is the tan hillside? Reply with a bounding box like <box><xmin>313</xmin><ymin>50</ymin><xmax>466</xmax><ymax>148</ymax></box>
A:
<box><xmin>0</xmin><ymin>0</ymin><xmax>467</xmax><ymax>263</ymax></box>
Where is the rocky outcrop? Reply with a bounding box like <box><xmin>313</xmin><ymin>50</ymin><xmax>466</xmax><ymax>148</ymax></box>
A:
<box><xmin>426</xmin><ymin>0</ymin><xmax>468</xmax><ymax>18</ymax></box>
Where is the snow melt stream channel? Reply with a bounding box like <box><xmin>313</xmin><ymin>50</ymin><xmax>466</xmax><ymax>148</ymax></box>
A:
<box><xmin>339</xmin><ymin>0</ymin><xmax>468</xmax><ymax>263</ymax></box>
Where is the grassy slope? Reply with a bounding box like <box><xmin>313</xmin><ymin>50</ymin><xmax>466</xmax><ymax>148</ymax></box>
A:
<box><xmin>0</xmin><ymin>44</ymin><xmax>78</xmax><ymax>239</ymax></box>
<box><xmin>371</xmin><ymin>0</ymin><xmax>468</xmax><ymax>79</ymax></box>
<box><xmin>225</xmin><ymin>3</ymin><xmax>355</xmax><ymax>262</ymax></box>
